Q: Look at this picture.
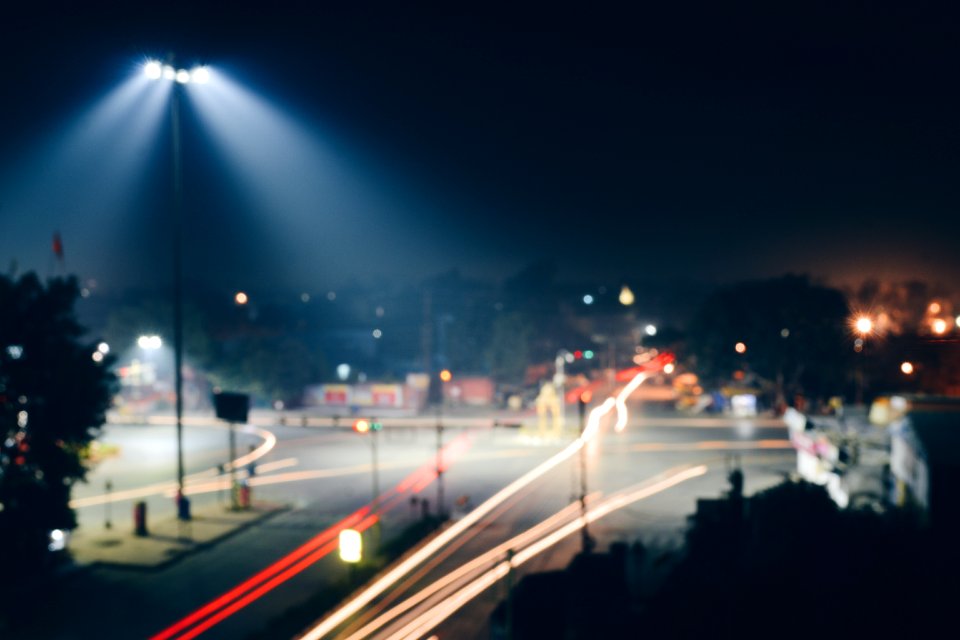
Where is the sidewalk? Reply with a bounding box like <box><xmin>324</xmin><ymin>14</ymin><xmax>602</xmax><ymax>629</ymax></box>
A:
<box><xmin>67</xmin><ymin>501</ymin><xmax>289</xmax><ymax>570</ymax></box>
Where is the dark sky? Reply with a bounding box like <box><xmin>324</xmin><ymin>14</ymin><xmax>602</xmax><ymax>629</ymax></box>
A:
<box><xmin>2</xmin><ymin>2</ymin><xmax>960</xmax><ymax>294</ymax></box>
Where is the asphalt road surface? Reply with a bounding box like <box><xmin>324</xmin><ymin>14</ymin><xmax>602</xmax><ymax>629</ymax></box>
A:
<box><xmin>13</xmin><ymin>402</ymin><xmax>793</xmax><ymax>640</ymax></box>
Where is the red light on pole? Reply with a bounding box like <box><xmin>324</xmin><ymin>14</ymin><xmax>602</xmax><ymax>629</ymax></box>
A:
<box><xmin>353</xmin><ymin>419</ymin><xmax>370</xmax><ymax>433</ymax></box>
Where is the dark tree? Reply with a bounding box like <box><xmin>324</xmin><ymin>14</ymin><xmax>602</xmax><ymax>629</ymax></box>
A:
<box><xmin>687</xmin><ymin>275</ymin><xmax>849</xmax><ymax>404</ymax></box>
<box><xmin>0</xmin><ymin>273</ymin><xmax>115</xmax><ymax>573</ymax></box>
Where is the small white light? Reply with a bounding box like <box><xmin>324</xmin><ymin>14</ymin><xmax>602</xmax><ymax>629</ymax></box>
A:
<box><xmin>18</xmin><ymin>411</ymin><xmax>28</xmax><ymax>428</ymax></box>
<box><xmin>92</xmin><ymin>351</ymin><xmax>104</xmax><ymax>363</ymax></box>
<box><xmin>583</xmin><ymin>294</ymin><xmax>594</xmax><ymax>305</ymax></box>
<box><xmin>175</xmin><ymin>69</ymin><xmax>190</xmax><ymax>84</ymax></box>
<box><xmin>163</xmin><ymin>65</ymin><xmax>176</xmax><ymax>80</ymax></box>
<box><xmin>664</xmin><ymin>362</ymin><xmax>676</xmax><ymax>374</ymax></box>
<box><xmin>190</xmin><ymin>66</ymin><xmax>210</xmax><ymax>84</ymax></box>
<box><xmin>645</xmin><ymin>324</ymin><xmax>657</xmax><ymax>336</ymax></box>
<box><xmin>97</xmin><ymin>342</ymin><xmax>110</xmax><ymax>354</ymax></box>
<box><xmin>372</xmin><ymin>329</ymin><xmax>382</xmax><ymax>339</ymax></box>
<box><xmin>144</xmin><ymin>61</ymin><xmax>163</xmax><ymax>80</ymax></box>
<box><xmin>6</xmin><ymin>345</ymin><xmax>23</xmax><ymax>360</ymax></box>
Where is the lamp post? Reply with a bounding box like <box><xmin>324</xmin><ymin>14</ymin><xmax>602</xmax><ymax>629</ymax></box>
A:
<box><xmin>144</xmin><ymin>58</ymin><xmax>210</xmax><ymax>517</ymax></box>
<box><xmin>854</xmin><ymin>316</ymin><xmax>872</xmax><ymax>406</ymax></box>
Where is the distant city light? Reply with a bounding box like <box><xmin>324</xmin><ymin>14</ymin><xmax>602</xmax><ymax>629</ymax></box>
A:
<box><xmin>372</xmin><ymin>328</ymin><xmax>382</xmax><ymax>339</ymax></box>
<box><xmin>854</xmin><ymin>316</ymin><xmax>873</xmax><ymax>335</ymax></box>
<box><xmin>564</xmin><ymin>352</ymin><xmax>575</xmax><ymax>364</ymax></box>
<box><xmin>644</xmin><ymin>324</ymin><xmax>657</xmax><ymax>336</ymax></box>
<box><xmin>619</xmin><ymin>286</ymin><xmax>635</xmax><ymax>306</ymax></box>
<box><xmin>137</xmin><ymin>335</ymin><xmax>162</xmax><ymax>350</ymax></box>
<box><xmin>582</xmin><ymin>294</ymin><xmax>594</xmax><ymax>305</ymax></box>
<box><xmin>900</xmin><ymin>361</ymin><xmax>914</xmax><ymax>375</ymax></box>
<box><xmin>336</xmin><ymin>363</ymin><xmax>351</xmax><ymax>381</ymax></box>
<box><xmin>734</xmin><ymin>342</ymin><xmax>747</xmax><ymax>354</ymax></box>
<box><xmin>929</xmin><ymin>301</ymin><xmax>942</xmax><ymax>315</ymax></box>
<box><xmin>6</xmin><ymin>345</ymin><xmax>23</xmax><ymax>360</ymax></box>
<box><xmin>234</xmin><ymin>291</ymin><xmax>249</xmax><ymax>305</ymax></box>
<box><xmin>375</xmin><ymin>306</ymin><xmax>385</xmax><ymax>317</ymax></box>
<box><xmin>97</xmin><ymin>342</ymin><xmax>110</xmax><ymax>354</ymax></box>
<box><xmin>956</xmin><ymin>315</ymin><xmax>960</xmax><ymax>328</ymax></box>
<box><xmin>92</xmin><ymin>351</ymin><xmax>104</xmax><ymax>363</ymax></box>
<box><xmin>932</xmin><ymin>318</ymin><xmax>948</xmax><ymax>335</ymax></box>
<box><xmin>439</xmin><ymin>369</ymin><xmax>452</xmax><ymax>382</ymax></box>
<box><xmin>300</xmin><ymin>292</ymin><xmax>310</xmax><ymax>303</ymax></box>
<box><xmin>327</xmin><ymin>291</ymin><xmax>337</xmax><ymax>301</ymax></box>
<box><xmin>663</xmin><ymin>362</ymin><xmax>676</xmax><ymax>374</ymax></box>
<box><xmin>780</xmin><ymin>328</ymin><xmax>790</xmax><ymax>338</ymax></box>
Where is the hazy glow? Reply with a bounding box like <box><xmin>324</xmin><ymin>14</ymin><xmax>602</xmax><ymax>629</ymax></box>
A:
<box><xmin>901</xmin><ymin>361</ymin><xmax>914</xmax><ymax>375</ymax></box>
<box><xmin>929</xmin><ymin>301</ymin><xmax>942</xmax><ymax>314</ymax></box>
<box><xmin>644</xmin><ymin>323</ymin><xmax>657</xmax><ymax>336</ymax></box>
<box><xmin>175</xmin><ymin>69</ymin><xmax>190</xmax><ymax>84</ymax></box>
<box><xmin>163</xmin><ymin>65</ymin><xmax>175</xmax><ymax>80</ymax></box>
<box><xmin>137</xmin><ymin>335</ymin><xmax>162</xmax><ymax>350</ymax></box>
<box><xmin>735</xmin><ymin>341</ymin><xmax>746</xmax><ymax>354</ymax></box>
<box><xmin>663</xmin><ymin>362</ymin><xmax>675</xmax><ymax>374</ymax></box>
<box><xmin>439</xmin><ymin>369</ymin><xmax>452</xmax><ymax>382</ymax></box>
<box><xmin>0</xmin><ymin>72</ymin><xmax>170</xmax><ymax>280</ymax></box>
<box><xmin>234</xmin><ymin>291</ymin><xmax>249</xmax><ymax>305</ymax></box>
<box><xmin>619</xmin><ymin>285</ymin><xmax>635</xmax><ymax>306</ymax></box>
<box><xmin>582</xmin><ymin>294</ymin><xmax>594</xmax><ymax>305</ymax></box>
<box><xmin>932</xmin><ymin>318</ymin><xmax>948</xmax><ymax>335</ymax></box>
<box><xmin>855</xmin><ymin>316</ymin><xmax>873</xmax><ymax>335</ymax></box>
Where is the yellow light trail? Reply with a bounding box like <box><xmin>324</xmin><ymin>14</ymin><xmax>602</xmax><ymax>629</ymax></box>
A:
<box><xmin>383</xmin><ymin>464</ymin><xmax>709</xmax><ymax>640</ymax></box>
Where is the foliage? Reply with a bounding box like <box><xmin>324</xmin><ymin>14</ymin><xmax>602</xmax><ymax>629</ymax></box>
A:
<box><xmin>486</xmin><ymin>312</ymin><xmax>533</xmax><ymax>384</ymax></box>
<box><xmin>0</xmin><ymin>273</ymin><xmax>115</xmax><ymax>573</ymax></box>
<box><xmin>687</xmin><ymin>274</ymin><xmax>849</xmax><ymax>400</ymax></box>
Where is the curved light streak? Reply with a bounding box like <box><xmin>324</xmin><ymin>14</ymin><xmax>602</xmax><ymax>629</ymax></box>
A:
<box><xmin>614</xmin><ymin>372</ymin><xmax>648</xmax><ymax>432</ymax></box>
<box><xmin>70</xmin><ymin>426</ymin><xmax>278</xmax><ymax>508</ymax></box>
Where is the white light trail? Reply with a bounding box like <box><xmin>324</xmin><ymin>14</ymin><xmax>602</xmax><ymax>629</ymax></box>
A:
<box><xmin>384</xmin><ymin>464</ymin><xmax>709</xmax><ymax>640</ymax></box>
<box><xmin>614</xmin><ymin>372</ymin><xmax>648</xmax><ymax>432</ymax></box>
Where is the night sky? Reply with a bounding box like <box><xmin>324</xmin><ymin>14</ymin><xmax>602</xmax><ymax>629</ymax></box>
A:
<box><xmin>2</xmin><ymin>2</ymin><xmax>960</xmax><ymax>295</ymax></box>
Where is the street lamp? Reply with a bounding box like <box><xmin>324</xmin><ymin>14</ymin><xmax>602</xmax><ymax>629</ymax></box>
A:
<box><xmin>144</xmin><ymin>58</ymin><xmax>210</xmax><ymax>516</ymax></box>
<box><xmin>853</xmin><ymin>315</ymin><xmax>873</xmax><ymax>405</ymax></box>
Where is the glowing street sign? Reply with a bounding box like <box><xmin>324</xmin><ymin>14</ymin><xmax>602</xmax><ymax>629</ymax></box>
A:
<box><xmin>339</xmin><ymin>529</ymin><xmax>362</xmax><ymax>563</ymax></box>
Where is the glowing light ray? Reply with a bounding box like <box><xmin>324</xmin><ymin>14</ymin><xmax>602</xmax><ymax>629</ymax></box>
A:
<box><xmin>385</xmin><ymin>464</ymin><xmax>708</xmax><ymax>640</ymax></box>
<box><xmin>300</xmin><ymin>389</ymin><xmax>626</xmax><ymax>640</ymax></box>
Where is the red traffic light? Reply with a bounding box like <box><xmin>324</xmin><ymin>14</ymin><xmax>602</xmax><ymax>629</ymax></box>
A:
<box><xmin>353</xmin><ymin>419</ymin><xmax>370</xmax><ymax>433</ymax></box>
<box><xmin>574</xmin><ymin>350</ymin><xmax>583</xmax><ymax>359</ymax></box>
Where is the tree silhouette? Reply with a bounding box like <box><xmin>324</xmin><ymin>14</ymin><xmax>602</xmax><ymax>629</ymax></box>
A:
<box><xmin>0</xmin><ymin>273</ymin><xmax>115</xmax><ymax>574</ymax></box>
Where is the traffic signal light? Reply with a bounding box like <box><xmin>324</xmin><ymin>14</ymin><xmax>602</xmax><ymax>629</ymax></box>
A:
<box><xmin>353</xmin><ymin>419</ymin><xmax>370</xmax><ymax>433</ymax></box>
<box><xmin>578</xmin><ymin>390</ymin><xmax>591</xmax><ymax>421</ymax></box>
<box><xmin>371</xmin><ymin>420</ymin><xmax>382</xmax><ymax>431</ymax></box>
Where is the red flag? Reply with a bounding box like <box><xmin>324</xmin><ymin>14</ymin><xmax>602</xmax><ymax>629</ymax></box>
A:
<box><xmin>52</xmin><ymin>232</ymin><xmax>64</xmax><ymax>259</ymax></box>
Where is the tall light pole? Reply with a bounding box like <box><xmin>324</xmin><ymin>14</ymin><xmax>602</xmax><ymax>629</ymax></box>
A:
<box><xmin>853</xmin><ymin>315</ymin><xmax>872</xmax><ymax>406</ymax></box>
<box><xmin>144</xmin><ymin>59</ymin><xmax>210</xmax><ymax>518</ymax></box>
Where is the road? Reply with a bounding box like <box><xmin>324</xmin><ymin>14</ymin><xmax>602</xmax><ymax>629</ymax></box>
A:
<box><xmin>10</xmin><ymin>403</ymin><xmax>792</xmax><ymax>640</ymax></box>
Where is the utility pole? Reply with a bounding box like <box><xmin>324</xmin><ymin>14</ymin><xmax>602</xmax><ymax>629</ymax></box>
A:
<box><xmin>578</xmin><ymin>393</ymin><xmax>594</xmax><ymax>553</ymax></box>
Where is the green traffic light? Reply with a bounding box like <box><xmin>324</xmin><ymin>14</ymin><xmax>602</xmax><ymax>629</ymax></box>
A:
<box><xmin>372</xmin><ymin>421</ymin><xmax>382</xmax><ymax>431</ymax></box>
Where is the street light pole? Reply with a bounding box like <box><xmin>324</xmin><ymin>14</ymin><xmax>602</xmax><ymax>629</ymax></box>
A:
<box><xmin>170</xmin><ymin>61</ymin><xmax>186</xmax><ymax>508</ymax></box>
